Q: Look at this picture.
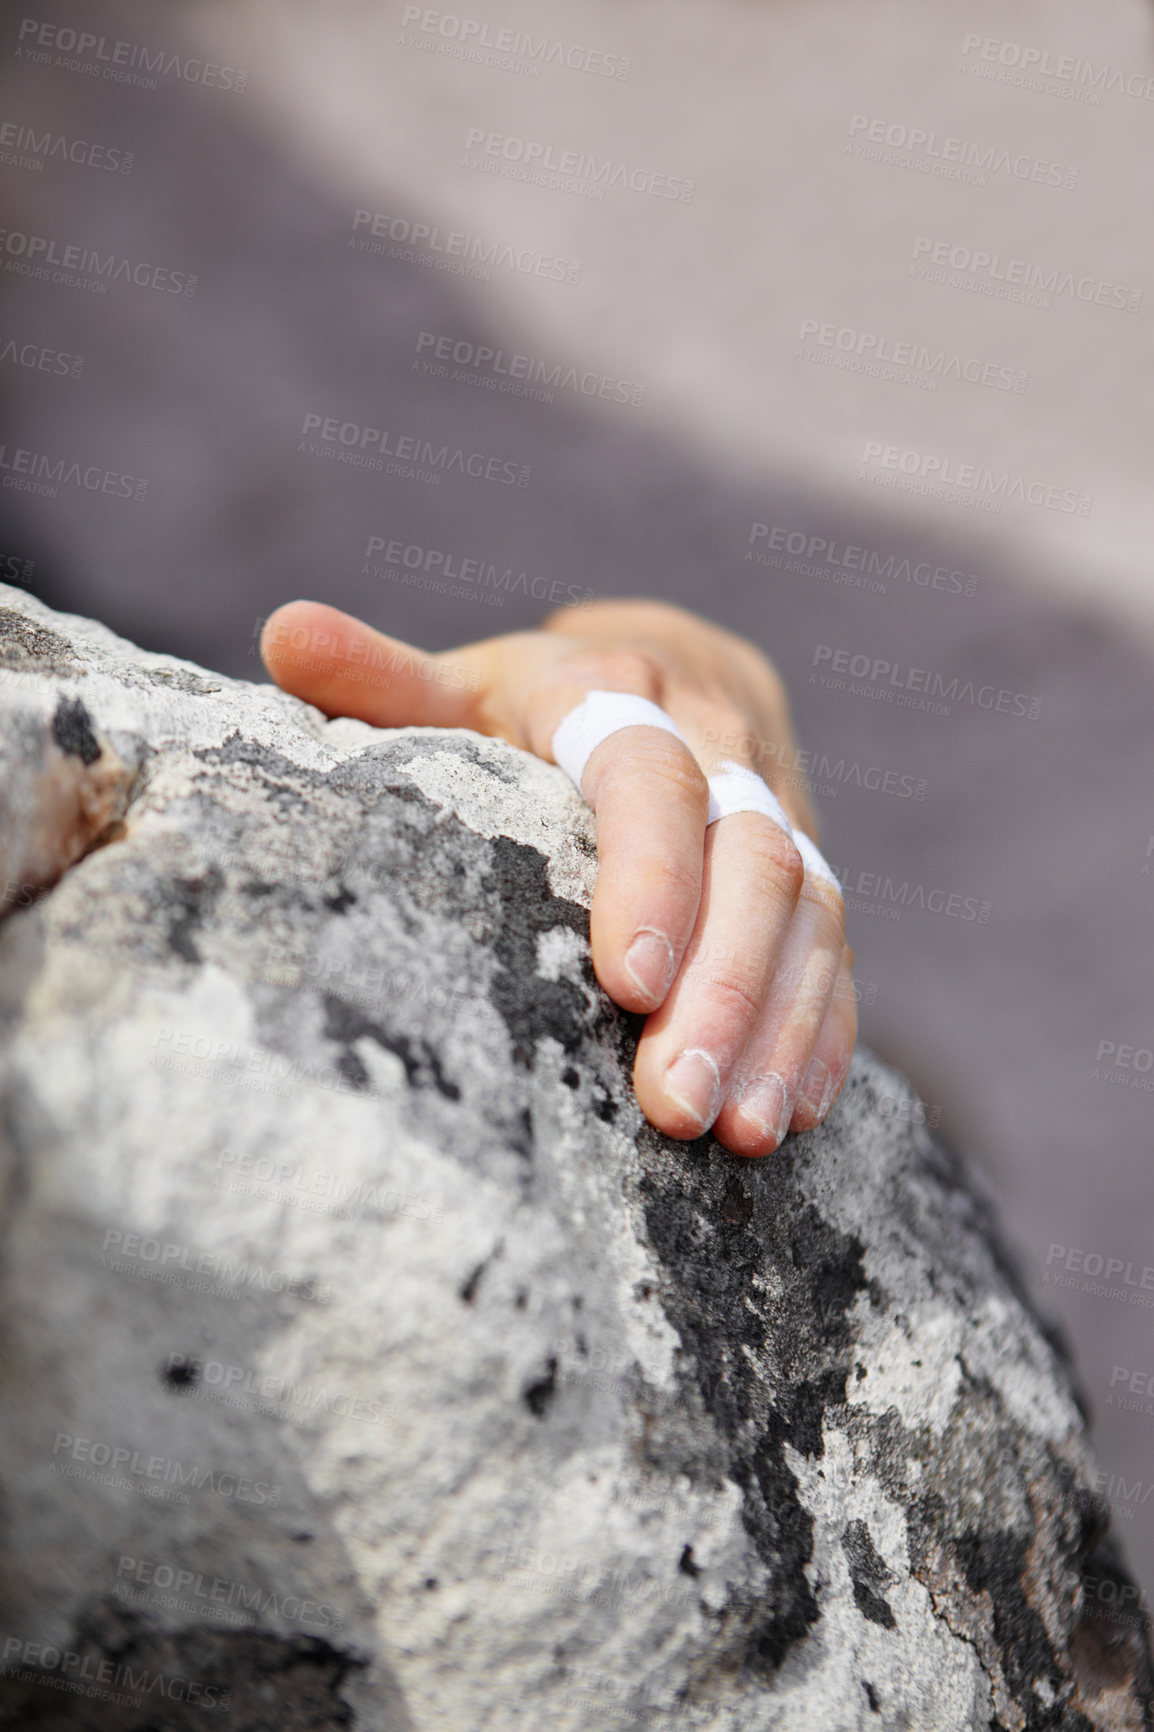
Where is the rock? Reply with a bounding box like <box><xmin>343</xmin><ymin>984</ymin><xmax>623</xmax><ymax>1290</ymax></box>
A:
<box><xmin>0</xmin><ymin>585</ymin><xmax>1147</xmax><ymax>1732</ymax></box>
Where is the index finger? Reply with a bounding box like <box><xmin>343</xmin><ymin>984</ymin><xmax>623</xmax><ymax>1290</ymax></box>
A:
<box><xmin>519</xmin><ymin>660</ymin><xmax>712</xmax><ymax>1019</ymax></box>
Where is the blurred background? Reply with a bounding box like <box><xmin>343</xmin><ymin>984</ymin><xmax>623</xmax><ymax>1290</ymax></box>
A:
<box><xmin>3</xmin><ymin>0</ymin><xmax>1154</xmax><ymax>1603</ymax></box>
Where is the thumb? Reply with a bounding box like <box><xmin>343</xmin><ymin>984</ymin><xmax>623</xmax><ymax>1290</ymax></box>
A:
<box><xmin>259</xmin><ymin>601</ymin><xmax>480</xmax><ymax>730</ymax></box>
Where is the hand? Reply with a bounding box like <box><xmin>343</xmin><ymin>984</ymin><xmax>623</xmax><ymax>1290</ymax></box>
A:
<box><xmin>259</xmin><ymin>597</ymin><xmax>855</xmax><ymax>1156</ymax></box>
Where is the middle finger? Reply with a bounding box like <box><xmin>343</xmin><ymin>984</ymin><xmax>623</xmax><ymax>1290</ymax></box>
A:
<box><xmin>633</xmin><ymin>808</ymin><xmax>805</xmax><ymax>1139</ymax></box>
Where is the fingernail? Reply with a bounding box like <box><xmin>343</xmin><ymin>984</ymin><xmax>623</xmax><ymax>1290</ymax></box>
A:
<box><xmin>624</xmin><ymin>928</ymin><xmax>676</xmax><ymax>1006</ymax></box>
<box><xmin>731</xmin><ymin>1073</ymin><xmax>791</xmax><ymax>1148</ymax></box>
<box><xmin>664</xmin><ymin>1049</ymin><xmax>722</xmax><ymax>1131</ymax></box>
<box><xmin>798</xmin><ymin>1057</ymin><xmax>831</xmax><ymax>1119</ymax></box>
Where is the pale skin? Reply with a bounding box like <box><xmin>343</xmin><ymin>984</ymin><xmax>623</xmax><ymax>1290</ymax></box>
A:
<box><xmin>260</xmin><ymin>597</ymin><xmax>856</xmax><ymax>1156</ymax></box>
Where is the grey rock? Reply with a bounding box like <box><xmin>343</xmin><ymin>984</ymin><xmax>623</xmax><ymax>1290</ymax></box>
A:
<box><xmin>0</xmin><ymin>585</ymin><xmax>1147</xmax><ymax>1732</ymax></box>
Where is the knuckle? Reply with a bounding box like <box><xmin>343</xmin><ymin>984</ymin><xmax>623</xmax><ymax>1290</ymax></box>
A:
<box><xmin>820</xmin><ymin>890</ymin><xmax>847</xmax><ymax>940</ymax></box>
<box><xmin>748</xmin><ymin>833</ymin><xmax>804</xmax><ymax>905</ymax></box>
<box><xmin>635</xmin><ymin>737</ymin><xmax>709</xmax><ymax>803</ymax></box>
<box><xmin>707</xmin><ymin>704</ymin><xmax>759</xmax><ymax>756</ymax></box>
<box><xmin>578</xmin><ymin>647</ymin><xmax>664</xmax><ymax>700</ymax></box>
<box><xmin>698</xmin><ymin>970</ymin><xmax>764</xmax><ymax>1025</ymax></box>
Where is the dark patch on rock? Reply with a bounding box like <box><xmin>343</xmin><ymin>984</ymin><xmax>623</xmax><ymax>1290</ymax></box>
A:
<box><xmin>720</xmin><ymin>1173</ymin><xmax>753</xmax><ymax>1228</ymax></box>
<box><xmin>460</xmin><ymin>1242</ymin><xmax>501</xmax><ymax>1305</ymax></box>
<box><xmin>561</xmin><ymin>1066</ymin><xmax>580</xmax><ymax>1089</ymax></box>
<box><xmin>842</xmin><ymin>1520</ymin><xmax>897</xmax><ymax>1631</ymax></box>
<box><xmin>164</xmin><ymin>868</ymin><xmax>224</xmax><ymax>963</ymax></box>
<box><xmin>678</xmin><ymin>1544</ymin><xmax>701</xmax><ymax>1578</ymax></box>
<box><xmin>323</xmin><ymin>885</ymin><xmax>357</xmax><ymax>915</ymax></box>
<box><xmin>480</xmin><ymin>834</ymin><xmax>593</xmax><ymax>1067</ymax></box>
<box><xmin>51</xmin><ymin>695</ymin><xmax>101</xmax><ymax>765</ymax></box>
<box><xmin>510</xmin><ymin>1106</ymin><xmax>534</xmax><ymax>1163</ymax></box>
<box><xmin>956</xmin><ymin>1527</ymin><xmax>1062</xmax><ymax>1702</ymax></box>
<box><xmin>321</xmin><ymin>992</ymin><xmax>461</xmax><ymax>1101</ymax></box>
<box><xmin>591</xmin><ymin>1087</ymin><xmax>618</xmax><ymax>1123</ymax></box>
<box><xmin>0</xmin><ymin>606</ymin><xmax>86</xmax><ymax>677</ymax></box>
<box><xmin>336</xmin><ymin>1045</ymin><xmax>371</xmax><ymax>1092</ymax></box>
<box><xmin>459</xmin><ymin>1263</ymin><xmax>486</xmax><ymax>1305</ymax></box>
<box><xmin>523</xmin><ymin>1357</ymin><xmax>557</xmax><ymax>1418</ymax></box>
<box><xmin>864</xmin><ymin>1679</ymin><xmax>880</xmax><ymax>1712</ymax></box>
<box><xmin>1072</xmin><ymin>1537</ymin><xmax>1154</xmax><ymax>1710</ymax></box>
<box><xmin>144</xmin><ymin>666</ymin><xmax>223</xmax><ymax>695</ymax></box>
<box><xmin>381</xmin><ymin>730</ymin><xmax>523</xmax><ymax>788</ymax></box>
<box><xmin>161</xmin><ymin>1357</ymin><xmax>199</xmax><ymax>1390</ymax></box>
<box><xmin>0</xmin><ymin>1600</ymin><xmax>378</xmax><ymax>1730</ymax></box>
<box><xmin>193</xmin><ymin>732</ymin><xmax>332</xmax><ymax>815</ymax></box>
<box><xmin>451</xmin><ymin>735</ymin><xmax>520</xmax><ymax>785</ymax></box>
<box><xmin>637</xmin><ymin>1133</ymin><xmax>868</xmax><ymax>1678</ymax></box>
<box><xmin>790</xmin><ymin>1367</ymin><xmax>851</xmax><ymax>1459</ymax></box>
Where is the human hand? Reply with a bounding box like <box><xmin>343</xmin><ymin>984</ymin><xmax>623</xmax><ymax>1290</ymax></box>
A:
<box><xmin>260</xmin><ymin>597</ymin><xmax>855</xmax><ymax>1156</ymax></box>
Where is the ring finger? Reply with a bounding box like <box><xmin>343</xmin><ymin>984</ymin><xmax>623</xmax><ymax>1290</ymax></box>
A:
<box><xmin>712</xmin><ymin>858</ymin><xmax>847</xmax><ymax>1157</ymax></box>
<box><xmin>632</xmin><ymin>808</ymin><xmax>805</xmax><ymax>1139</ymax></box>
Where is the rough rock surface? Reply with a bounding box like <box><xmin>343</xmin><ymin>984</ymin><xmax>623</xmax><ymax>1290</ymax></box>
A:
<box><xmin>0</xmin><ymin>586</ymin><xmax>1147</xmax><ymax>1732</ymax></box>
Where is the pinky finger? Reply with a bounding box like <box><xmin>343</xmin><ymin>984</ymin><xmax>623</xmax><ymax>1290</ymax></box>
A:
<box><xmin>789</xmin><ymin>944</ymin><xmax>858</xmax><ymax>1134</ymax></box>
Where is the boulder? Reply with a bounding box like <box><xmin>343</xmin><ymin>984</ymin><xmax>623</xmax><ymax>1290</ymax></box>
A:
<box><xmin>0</xmin><ymin>586</ymin><xmax>1147</xmax><ymax>1731</ymax></box>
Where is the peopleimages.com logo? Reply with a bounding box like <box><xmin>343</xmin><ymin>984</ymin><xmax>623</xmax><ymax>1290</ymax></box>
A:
<box><xmin>351</xmin><ymin>209</ymin><xmax>582</xmax><ymax>286</ymax></box>
<box><xmin>797</xmin><ymin>319</ymin><xmax>1026</xmax><ymax>394</ymax></box>
<box><xmin>14</xmin><ymin>18</ymin><xmax>248</xmax><ymax>92</ymax></box>
<box><xmin>847</xmin><ymin>115</ymin><xmax>1078</xmax><ymax>188</ymax></box>
<box><xmin>413</xmin><ymin>331</ymin><xmax>644</xmax><ymax>405</ymax></box>
<box><xmin>0</xmin><ymin>118</ymin><xmax>133</xmax><ymax>174</ymax></box>
<box><xmin>0</xmin><ymin>441</ymin><xmax>147</xmax><ymax>501</ymax></box>
<box><xmin>0</xmin><ymin>226</ymin><xmax>196</xmax><ymax>295</ymax></box>
<box><xmin>299</xmin><ymin>413</ymin><xmax>530</xmax><ymax>487</ymax></box>
<box><xmin>960</xmin><ymin>34</ymin><xmax>1154</xmax><ymax>103</ymax></box>
<box><xmin>462</xmin><ymin>129</ymin><xmax>694</xmax><ymax>201</ymax></box>
<box><xmin>748</xmin><ymin>523</ymin><xmax>979</xmax><ymax>597</ymax></box>
<box><xmin>860</xmin><ymin>441</ymin><xmax>1092</xmax><ymax>517</ymax></box>
<box><xmin>50</xmin><ymin>1432</ymin><xmax>280</xmax><ymax>1505</ymax></box>
<box><xmin>114</xmin><ymin>1554</ymin><xmax>344</xmax><ymax>1632</ymax></box>
<box><xmin>364</xmin><ymin>535</ymin><xmax>594</xmax><ymax>609</ymax></box>
<box><xmin>0</xmin><ymin>335</ymin><xmax>83</xmax><ymax>377</ymax></box>
<box><xmin>0</xmin><ymin>1635</ymin><xmax>231</xmax><ymax>1714</ymax></box>
<box><xmin>910</xmin><ymin>236</ymin><xmax>1141</xmax><ymax>313</ymax></box>
<box><xmin>398</xmin><ymin>8</ymin><xmax>631</xmax><ymax>79</ymax></box>
<box><xmin>811</xmin><ymin>643</ymin><xmax>1041</xmax><ymax>721</ymax></box>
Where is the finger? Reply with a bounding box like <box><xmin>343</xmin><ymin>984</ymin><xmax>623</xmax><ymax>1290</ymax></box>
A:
<box><xmin>259</xmin><ymin>600</ymin><xmax>486</xmax><ymax>730</ymax></box>
<box><xmin>692</xmin><ymin>720</ymin><xmax>818</xmax><ymax>847</ymax></box>
<box><xmin>582</xmin><ymin>725</ymin><xmax>711</xmax><ymax>1021</ymax></box>
<box><xmin>631</xmin><ymin>810</ymin><xmax>805</xmax><ymax>1139</ymax></box>
<box><xmin>517</xmin><ymin>657</ymin><xmax>712</xmax><ymax>1021</ymax></box>
<box><xmin>711</xmin><ymin>862</ymin><xmax>847</xmax><ymax>1158</ymax></box>
<box><xmin>788</xmin><ymin>943</ymin><xmax>857</xmax><ymax>1135</ymax></box>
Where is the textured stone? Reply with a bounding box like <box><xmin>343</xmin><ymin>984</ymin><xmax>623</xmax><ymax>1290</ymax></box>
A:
<box><xmin>0</xmin><ymin>586</ymin><xmax>1147</xmax><ymax>1731</ymax></box>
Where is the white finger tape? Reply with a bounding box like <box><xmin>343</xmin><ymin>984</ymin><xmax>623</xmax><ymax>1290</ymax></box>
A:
<box><xmin>705</xmin><ymin>761</ymin><xmax>794</xmax><ymax>835</ymax></box>
<box><xmin>551</xmin><ymin>689</ymin><xmax>688</xmax><ymax>794</ymax></box>
<box><xmin>793</xmin><ymin>829</ymin><xmax>843</xmax><ymax>898</ymax></box>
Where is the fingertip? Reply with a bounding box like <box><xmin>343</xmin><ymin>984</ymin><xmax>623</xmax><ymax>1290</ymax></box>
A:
<box><xmin>789</xmin><ymin>1048</ymin><xmax>850</xmax><ymax>1133</ymax></box>
<box><xmin>259</xmin><ymin>599</ymin><xmax>334</xmax><ymax>683</ymax></box>
<box><xmin>716</xmin><ymin>1072</ymin><xmax>793</xmax><ymax>1158</ymax></box>
<box><xmin>633</xmin><ymin>1049</ymin><xmax>722</xmax><ymax>1142</ymax></box>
